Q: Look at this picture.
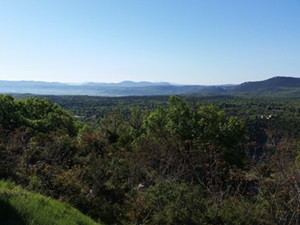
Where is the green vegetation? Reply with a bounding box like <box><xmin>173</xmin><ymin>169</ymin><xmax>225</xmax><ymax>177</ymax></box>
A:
<box><xmin>0</xmin><ymin>180</ymin><xmax>100</xmax><ymax>225</ymax></box>
<box><xmin>1</xmin><ymin>93</ymin><xmax>300</xmax><ymax>224</ymax></box>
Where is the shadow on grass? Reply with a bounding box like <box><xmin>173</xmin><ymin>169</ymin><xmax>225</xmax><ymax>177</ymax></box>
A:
<box><xmin>0</xmin><ymin>199</ymin><xmax>26</xmax><ymax>225</ymax></box>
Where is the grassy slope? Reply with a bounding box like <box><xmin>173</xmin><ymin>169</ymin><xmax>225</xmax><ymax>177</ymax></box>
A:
<box><xmin>0</xmin><ymin>180</ymin><xmax>101</xmax><ymax>225</ymax></box>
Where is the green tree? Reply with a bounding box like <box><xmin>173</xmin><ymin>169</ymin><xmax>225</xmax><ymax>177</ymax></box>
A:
<box><xmin>140</xmin><ymin>96</ymin><xmax>246</xmax><ymax>179</ymax></box>
<box><xmin>0</xmin><ymin>95</ymin><xmax>21</xmax><ymax>129</ymax></box>
<box><xmin>128</xmin><ymin>96</ymin><xmax>248</xmax><ymax>223</ymax></box>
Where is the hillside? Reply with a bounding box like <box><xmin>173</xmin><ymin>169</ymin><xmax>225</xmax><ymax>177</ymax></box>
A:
<box><xmin>2</xmin><ymin>94</ymin><xmax>300</xmax><ymax>224</ymax></box>
<box><xmin>0</xmin><ymin>180</ymin><xmax>101</xmax><ymax>225</ymax></box>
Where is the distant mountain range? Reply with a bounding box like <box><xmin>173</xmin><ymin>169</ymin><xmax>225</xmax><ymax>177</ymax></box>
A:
<box><xmin>83</xmin><ymin>80</ymin><xmax>172</xmax><ymax>87</ymax></box>
<box><xmin>0</xmin><ymin>76</ymin><xmax>299</xmax><ymax>96</ymax></box>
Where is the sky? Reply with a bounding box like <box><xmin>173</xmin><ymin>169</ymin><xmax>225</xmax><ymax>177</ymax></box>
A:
<box><xmin>0</xmin><ymin>0</ymin><xmax>299</xmax><ymax>85</ymax></box>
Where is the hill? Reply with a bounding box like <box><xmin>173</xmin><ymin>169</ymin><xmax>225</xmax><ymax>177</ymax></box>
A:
<box><xmin>0</xmin><ymin>180</ymin><xmax>101</xmax><ymax>225</ymax></box>
<box><xmin>234</xmin><ymin>76</ymin><xmax>300</xmax><ymax>92</ymax></box>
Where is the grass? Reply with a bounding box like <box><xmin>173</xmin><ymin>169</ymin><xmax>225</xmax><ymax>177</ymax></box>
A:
<box><xmin>0</xmin><ymin>180</ymin><xmax>101</xmax><ymax>225</ymax></box>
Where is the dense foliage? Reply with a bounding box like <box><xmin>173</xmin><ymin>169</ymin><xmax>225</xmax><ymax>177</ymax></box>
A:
<box><xmin>1</xmin><ymin>94</ymin><xmax>300</xmax><ymax>224</ymax></box>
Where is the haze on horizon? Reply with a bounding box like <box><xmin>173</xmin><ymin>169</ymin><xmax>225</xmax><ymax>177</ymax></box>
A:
<box><xmin>0</xmin><ymin>0</ymin><xmax>299</xmax><ymax>85</ymax></box>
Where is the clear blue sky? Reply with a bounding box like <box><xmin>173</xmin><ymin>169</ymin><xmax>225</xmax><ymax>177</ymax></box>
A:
<box><xmin>0</xmin><ymin>0</ymin><xmax>299</xmax><ymax>85</ymax></box>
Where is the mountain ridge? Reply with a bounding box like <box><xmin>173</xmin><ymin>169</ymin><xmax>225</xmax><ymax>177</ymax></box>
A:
<box><xmin>234</xmin><ymin>76</ymin><xmax>300</xmax><ymax>92</ymax></box>
<box><xmin>0</xmin><ymin>76</ymin><xmax>299</xmax><ymax>96</ymax></box>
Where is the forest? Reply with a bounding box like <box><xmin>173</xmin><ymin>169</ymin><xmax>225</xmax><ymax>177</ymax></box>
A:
<box><xmin>1</xmin><ymin>93</ymin><xmax>300</xmax><ymax>224</ymax></box>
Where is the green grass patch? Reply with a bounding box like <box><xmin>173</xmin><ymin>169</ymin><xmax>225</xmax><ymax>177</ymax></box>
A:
<box><xmin>0</xmin><ymin>180</ymin><xmax>101</xmax><ymax>225</ymax></box>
